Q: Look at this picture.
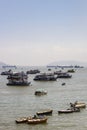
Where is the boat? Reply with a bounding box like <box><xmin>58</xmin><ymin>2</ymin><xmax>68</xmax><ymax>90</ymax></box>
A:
<box><xmin>35</xmin><ymin>89</ymin><xmax>47</xmax><ymax>96</ymax></box>
<box><xmin>7</xmin><ymin>81</ymin><xmax>31</xmax><ymax>86</ymax></box>
<box><xmin>70</xmin><ymin>101</ymin><xmax>86</xmax><ymax>109</ymax></box>
<box><xmin>57</xmin><ymin>72</ymin><xmax>72</xmax><ymax>78</ymax></box>
<box><xmin>54</xmin><ymin>71</ymin><xmax>72</xmax><ymax>78</ymax></box>
<box><xmin>33</xmin><ymin>73</ymin><xmax>57</xmax><ymax>81</ymax></box>
<box><xmin>48</xmin><ymin>68</ymin><xmax>51</xmax><ymax>71</ymax></box>
<box><xmin>26</xmin><ymin>69</ymin><xmax>40</xmax><ymax>74</ymax></box>
<box><xmin>58</xmin><ymin>106</ymin><xmax>80</xmax><ymax>114</ymax></box>
<box><xmin>54</xmin><ymin>70</ymin><xmax>62</xmax><ymax>75</ymax></box>
<box><xmin>27</xmin><ymin>116</ymin><xmax>48</xmax><ymax>124</ymax></box>
<box><xmin>67</xmin><ymin>69</ymin><xmax>75</xmax><ymax>73</ymax></box>
<box><xmin>75</xmin><ymin>103</ymin><xmax>86</xmax><ymax>108</ymax></box>
<box><xmin>58</xmin><ymin>109</ymin><xmax>73</xmax><ymax>114</ymax></box>
<box><xmin>36</xmin><ymin>109</ymin><xmax>53</xmax><ymax>116</ymax></box>
<box><xmin>2</xmin><ymin>65</ymin><xmax>17</xmax><ymax>69</ymax></box>
<box><xmin>7</xmin><ymin>71</ymin><xmax>31</xmax><ymax>86</ymax></box>
<box><xmin>15</xmin><ymin>117</ymin><xmax>28</xmax><ymax>123</ymax></box>
<box><xmin>61</xmin><ymin>83</ymin><xmax>66</xmax><ymax>86</ymax></box>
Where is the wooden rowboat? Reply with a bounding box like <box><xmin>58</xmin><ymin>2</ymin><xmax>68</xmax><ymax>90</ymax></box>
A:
<box><xmin>58</xmin><ymin>109</ymin><xmax>73</xmax><ymax>114</ymax></box>
<box><xmin>27</xmin><ymin>117</ymin><xmax>48</xmax><ymax>124</ymax></box>
<box><xmin>36</xmin><ymin>109</ymin><xmax>53</xmax><ymax>116</ymax></box>
<box><xmin>70</xmin><ymin>101</ymin><xmax>86</xmax><ymax>108</ymax></box>
<box><xmin>75</xmin><ymin>103</ymin><xmax>86</xmax><ymax>108</ymax></box>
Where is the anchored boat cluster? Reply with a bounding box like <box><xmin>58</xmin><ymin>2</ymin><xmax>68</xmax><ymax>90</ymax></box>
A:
<box><xmin>1</xmin><ymin>68</ymin><xmax>73</xmax><ymax>86</ymax></box>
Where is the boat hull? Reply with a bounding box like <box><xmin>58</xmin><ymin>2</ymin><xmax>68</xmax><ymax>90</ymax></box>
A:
<box><xmin>27</xmin><ymin>117</ymin><xmax>47</xmax><ymax>124</ymax></box>
<box><xmin>75</xmin><ymin>103</ymin><xmax>86</xmax><ymax>108</ymax></box>
<box><xmin>58</xmin><ymin>110</ymin><xmax>73</xmax><ymax>114</ymax></box>
<box><xmin>7</xmin><ymin>82</ymin><xmax>31</xmax><ymax>86</ymax></box>
<box><xmin>36</xmin><ymin>110</ymin><xmax>53</xmax><ymax>116</ymax></box>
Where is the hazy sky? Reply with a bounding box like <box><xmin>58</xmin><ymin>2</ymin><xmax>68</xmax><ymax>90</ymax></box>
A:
<box><xmin>0</xmin><ymin>0</ymin><xmax>87</xmax><ymax>66</ymax></box>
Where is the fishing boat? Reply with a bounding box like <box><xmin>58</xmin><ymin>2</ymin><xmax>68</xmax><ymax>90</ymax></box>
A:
<box><xmin>70</xmin><ymin>101</ymin><xmax>86</xmax><ymax>108</ymax></box>
<box><xmin>26</xmin><ymin>69</ymin><xmax>40</xmax><ymax>74</ymax></box>
<box><xmin>7</xmin><ymin>71</ymin><xmax>31</xmax><ymax>86</ymax></box>
<box><xmin>67</xmin><ymin>69</ymin><xmax>75</xmax><ymax>73</ymax></box>
<box><xmin>57</xmin><ymin>72</ymin><xmax>72</xmax><ymax>78</ymax></box>
<box><xmin>58</xmin><ymin>106</ymin><xmax>80</xmax><ymax>114</ymax></box>
<box><xmin>58</xmin><ymin>109</ymin><xmax>73</xmax><ymax>114</ymax></box>
<box><xmin>33</xmin><ymin>73</ymin><xmax>57</xmax><ymax>81</ymax></box>
<box><xmin>75</xmin><ymin>102</ymin><xmax>86</xmax><ymax>108</ymax></box>
<box><xmin>27</xmin><ymin>116</ymin><xmax>48</xmax><ymax>124</ymax></box>
<box><xmin>36</xmin><ymin>109</ymin><xmax>53</xmax><ymax>116</ymax></box>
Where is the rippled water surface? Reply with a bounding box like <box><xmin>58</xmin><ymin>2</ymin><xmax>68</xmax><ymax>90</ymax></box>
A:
<box><xmin>0</xmin><ymin>66</ymin><xmax>87</xmax><ymax>130</ymax></box>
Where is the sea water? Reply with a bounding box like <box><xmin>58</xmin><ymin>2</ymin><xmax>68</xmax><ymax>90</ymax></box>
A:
<box><xmin>0</xmin><ymin>66</ymin><xmax>87</xmax><ymax>130</ymax></box>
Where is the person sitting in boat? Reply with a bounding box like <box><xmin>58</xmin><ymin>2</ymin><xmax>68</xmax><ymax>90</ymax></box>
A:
<box><xmin>70</xmin><ymin>103</ymin><xmax>75</xmax><ymax>109</ymax></box>
<box><xmin>70</xmin><ymin>103</ymin><xmax>74</xmax><ymax>107</ymax></box>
